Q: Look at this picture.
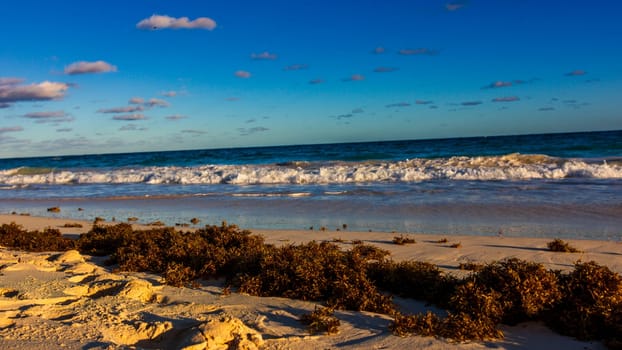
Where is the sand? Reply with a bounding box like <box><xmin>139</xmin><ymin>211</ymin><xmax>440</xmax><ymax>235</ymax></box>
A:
<box><xmin>1</xmin><ymin>213</ymin><xmax>619</xmax><ymax>349</ymax></box>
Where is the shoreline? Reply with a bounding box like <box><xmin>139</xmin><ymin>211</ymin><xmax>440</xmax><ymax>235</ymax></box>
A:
<box><xmin>2</xmin><ymin>195</ymin><xmax>622</xmax><ymax>241</ymax></box>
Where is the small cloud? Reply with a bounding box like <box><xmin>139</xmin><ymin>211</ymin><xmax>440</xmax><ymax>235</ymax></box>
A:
<box><xmin>98</xmin><ymin>105</ymin><xmax>144</xmax><ymax>113</ymax></box>
<box><xmin>137</xmin><ymin>14</ymin><xmax>217</xmax><ymax>30</ymax></box>
<box><xmin>352</xmin><ymin>108</ymin><xmax>364</xmax><ymax>114</ymax></box>
<box><xmin>161</xmin><ymin>91</ymin><xmax>177</xmax><ymax>97</ymax></box>
<box><xmin>225</xmin><ymin>97</ymin><xmax>240</xmax><ymax>101</ymax></box>
<box><xmin>245</xmin><ymin>118</ymin><xmax>256</xmax><ymax>124</ymax></box>
<box><xmin>119</xmin><ymin>124</ymin><xmax>148</xmax><ymax>131</ymax></box>
<box><xmin>538</xmin><ymin>107</ymin><xmax>555</xmax><ymax>111</ymax></box>
<box><xmin>64</xmin><ymin>60</ymin><xmax>117</xmax><ymax>75</ymax></box>
<box><xmin>372</xmin><ymin>47</ymin><xmax>386</xmax><ymax>54</ymax></box>
<box><xmin>251</xmin><ymin>51</ymin><xmax>278</xmax><ymax>60</ymax></box>
<box><xmin>0</xmin><ymin>77</ymin><xmax>24</xmax><ymax>86</ymax></box>
<box><xmin>283</xmin><ymin>64</ymin><xmax>309</xmax><ymax>71</ymax></box>
<box><xmin>22</xmin><ymin>110</ymin><xmax>73</xmax><ymax>124</ymax></box>
<box><xmin>56</xmin><ymin>128</ymin><xmax>72</xmax><ymax>132</ymax></box>
<box><xmin>129</xmin><ymin>97</ymin><xmax>144</xmax><ymax>104</ymax></box>
<box><xmin>309</xmin><ymin>79</ymin><xmax>324</xmax><ymax>85</ymax></box>
<box><xmin>235</xmin><ymin>70</ymin><xmax>251</xmax><ymax>79</ymax></box>
<box><xmin>238</xmin><ymin>126</ymin><xmax>269</xmax><ymax>136</ymax></box>
<box><xmin>399</xmin><ymin>48</ymin><xmax>439</xmax><ymax>56</ymax></box>
<box><xmin>165</xmin><ymin>114</ymin><xmax>186</xmax><ymax>120</ymax></box>
<box><xmin>0</xmin><ymin>103</ymin><xmax>11</xmax><ymax>108</ymax></box>
<box><xmin>146</xmin><ymin>98</ymin><xmax>170</xmax><ymax>108</ymax></box>
<box><xmin>445</xmin><ymin>1</ymin><xmax>467</xmax><ymax>11</ymax></box>
<box><xmin>483</xmin><ymin>81</ymin><xmax>513</xmax><ymax>89</ymax></box>
<box><xmin>461</xmin><ymin>101</ymin><xmax>482</xmax><ymax>106</ymax></box>
<box><xmin>342</xmin><ymin>74</ymin><xmax>365</xmax><ymax>82</ymax></box>
<box><xmin>565</xmin><ymin>70</ymin><xmax>586</xmax><ymax>76</ymax></box>
<box><xmin>0</xmin><ymin>80</ymin><xmax>69</xmax><ymax>104</ymax></box>
<box><xmin>386</xmin><ymin>102</ymin><xmax>411</xmax><ymax>108</ymax></box>
<box><xmin>0</xmin><ymin>126</ymin><xmax>23</xmax><ymax>134</ymax></box>
<box><xmin>492</xmin><ymin>96</ymin><xmax>520</xmax><ymax>102</ymax></box>
<box><xmin>112</xmin><ymin>113</ymin><xmax>147</xmax><ymax>121</ymax></box>
<box><xmin>415</xmin><ymin>100</ymin><xmax>433</xmax><ymax>105</ymax></box>
<box><xmin>181</xmin><ymin>129</ymin><xmax>207</xmax><ymax>135</ymax></box>
<box><xmin>373</xmin><ymin>66</ymin><xmax>399</xmax><ymax>73</ymax></box>
<box><xmin>335</xmin><ymin>114</ymin><xmax>353</xmax><ymax>120</ymax></box>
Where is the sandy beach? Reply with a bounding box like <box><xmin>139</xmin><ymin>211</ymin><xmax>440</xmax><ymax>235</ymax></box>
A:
<box><xmin>1</xmin><ymin>213</ymin><xmax>620</xmax><ymax>349</ymax></box>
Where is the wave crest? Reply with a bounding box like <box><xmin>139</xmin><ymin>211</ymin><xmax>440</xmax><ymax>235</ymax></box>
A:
<box><xmin>1</xmin><ymin>154</ymin><xmax>621</xmax><ymax>186</ymax></box>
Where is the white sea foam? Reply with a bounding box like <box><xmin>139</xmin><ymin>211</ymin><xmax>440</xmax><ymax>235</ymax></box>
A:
<box><xmin>1</xmin><ymin>154</ymin><xmax>621</xmax><ymax>186</ymax></box>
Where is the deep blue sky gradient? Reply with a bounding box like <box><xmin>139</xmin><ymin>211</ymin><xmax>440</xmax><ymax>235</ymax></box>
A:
<box><xmin>1</xmin><ymin>0</ymin><xmax>621</xmax><ymax>157</ymax></box>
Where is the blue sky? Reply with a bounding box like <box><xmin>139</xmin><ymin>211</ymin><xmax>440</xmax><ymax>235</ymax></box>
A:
<box><xmin>1</xmin><ymin>0</ymin><xmax>621</xmax><ymax>158</ymax></box>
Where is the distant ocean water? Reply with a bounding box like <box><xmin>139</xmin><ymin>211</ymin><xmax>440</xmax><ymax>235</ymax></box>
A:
<box><xmin>1</xmin><ymin>130</ymin><xmax>621</xmax><ymax>239</ymax></box>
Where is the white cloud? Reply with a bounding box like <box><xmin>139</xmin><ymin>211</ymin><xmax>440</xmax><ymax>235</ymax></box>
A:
<box><xmin>137</xmin><ymin>14</ymin><xmax>217</xmax><ymax>30</ymax></box>
<box><xmin>0</xmin><ymin>77</ymin><xmax>24</xmax><ymax>86</ymax></box>
<box><xmin>283</xmin><ymin>64</ymin><xmax>309</xmax><ymax>71</ymax></box>
<box><xmin>446</xmin><ymin>1</ymin><xmax>467</xmax><ymax>11</ymax></box>
<box><xmin>386</xmin><ymin>102</ymin><xmax>411</xmax><ymax>108</ymax></box>
<box><xmin>415</xmin><ymin>100</ymin><xmax>433</xmax><ymax>105</ymax></box>
<box><xmin>374</xmin><ymin>67</ymin><xmax>399</xmax><ymax>73</ymax></box>
<box><xmin>0</xmin><ymin>80</ymin><xmax>69</xmax><ymax>104</ymax></box>
<box><xmin>565</xmin><ymin>70</ymin><xmax>587</xmax><ymax>76</ymax></box>
<box><xmin>0</xmin><ymin>126</ymin><xmax>24</xmax><ymax>134</ymax></box>
<box><xmin>483</xmin><ymin>81</ymin><xmax>513</xmax><ymax>89</ymax></box>
<box><xmin>399</xmin><ymin>48</ymin><xmax>439</xmax><ymax>56</ymax></box>
<box><xmin>22</xmin><ymin>110</ymin><xmax>74</xmax><ymax>124</ymax></box>
<box><xmin>146</xmin><ymin>98</ymin><xmax>170</xmax><ymax>107</ymax></box>
<box><xmin>461</xmin><ymin>101</ymin><xmax>482</xmax><ymax>106</ymax></box>
<box><xmin>119</xmin><ymin>124</ymin><xmax>148</xmax><ymax>131</ymax></box>
<box><xmin>64</xmin><ymin>60</ymin><xmax>117</xmax><ymax>75</ymax></box>
<box><xmin>98</xmin><ymin>106</ymin><xmax>144</xmax><ymax>113</ymax></box>
<box><xmin>251</xmin><ymin>52</ymin><xmax>278</xmax><ymax>60</ymax></box>
<box><xmin>161</xmin><ymin>91</ymin><xmax>177</xmax><ymax>97</ymax></box>
<box><xmin>165</xmin><ymin>114</ymin><xmax>186</xmax><ymax>120</ymax></box>
<box><xmin>235</xmin><ymin>70</ymin><xmax>251</xmax><ymax>79</ymax></box>
<box><xmin>492</xmin><ymin>96</ymin><xmax>520</xmax><ymax>102</ymax></box>
<box><xmin>237</xmin><ymin>126</ymin><xmax>269</xmax><ymax>136</ymax></box>
<box><xmin>343</xmin><ymin>74</ymin><xmax>365</xmax><ymax>82</ymax></box>
<box><xmin>372</xmin><ymin>46</ymin><xmax>386</xmax><ymax>54</ymax></box>
<box><xmin>112</xmin><ymin>113</ymin><xmax>147</xmax><ymax>121</ymax></box>
<box><xmin>181</xmin><ymin>129</ymin><xmax>207</xmax><ymax>135</ymax></box>
<box><xmin>129</xmin><ymin>97</ymin><xmax>145</xmax><ymax>104</ymax></box>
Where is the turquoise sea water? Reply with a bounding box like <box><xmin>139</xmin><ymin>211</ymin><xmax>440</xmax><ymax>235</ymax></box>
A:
<box><xmin>1</xmin><ymin>130</ymin><xmax>621</xmax><ymax>239</ymax></box>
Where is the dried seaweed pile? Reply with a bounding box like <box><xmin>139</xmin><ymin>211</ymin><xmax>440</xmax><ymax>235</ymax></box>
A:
<box><xmin>1</xmin><ymin>222</ymin><xmax>621</xmax><ymax>348</ymax></box>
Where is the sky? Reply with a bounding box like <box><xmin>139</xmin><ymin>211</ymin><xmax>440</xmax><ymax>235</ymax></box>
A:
<box><xmin>1</xmin><ymin>0</ymin><xmax>621</xmax><ymax>158</ymax></box>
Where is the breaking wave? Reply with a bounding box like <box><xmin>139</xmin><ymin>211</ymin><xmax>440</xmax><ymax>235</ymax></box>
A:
<box><xmin>1</xmin><ymin>154</ymin><xmax>621</xmax><ymax>186</ymax></box>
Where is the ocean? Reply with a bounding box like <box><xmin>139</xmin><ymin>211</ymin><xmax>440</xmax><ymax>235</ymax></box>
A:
<box><xmin>1</xmin><ymin>130</ymin><xmax>621</xmax><ymax>239</ymax></box>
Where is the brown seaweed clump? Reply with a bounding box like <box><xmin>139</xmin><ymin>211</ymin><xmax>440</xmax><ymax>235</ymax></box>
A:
<box><xmin>393</xmin><ymin>235</ymin><xmax>416</xmax><ymax>245</ymax></box>
<box><xmin>300</xmin><ymin>306</ymin><xmax>340</xmax><ymax>335</ymax></box>
<box><xmin>47</xmin><ymin>206</ymin><xmax>61</xmax><ymax>213</ymax></box>
<box><xmin>547</xmin><ymin>238</ymin><xmax>582</xmax><ymax>253</ymax></box>
<box><xmin>547</xmin><ymin>261</ymin><xmax>622</xmax><ymax>346</ymax></box>
<box><xmin>0</xmin><ymin>222</ymin><xmax>76</xmax><ymax>252</ymax></box>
